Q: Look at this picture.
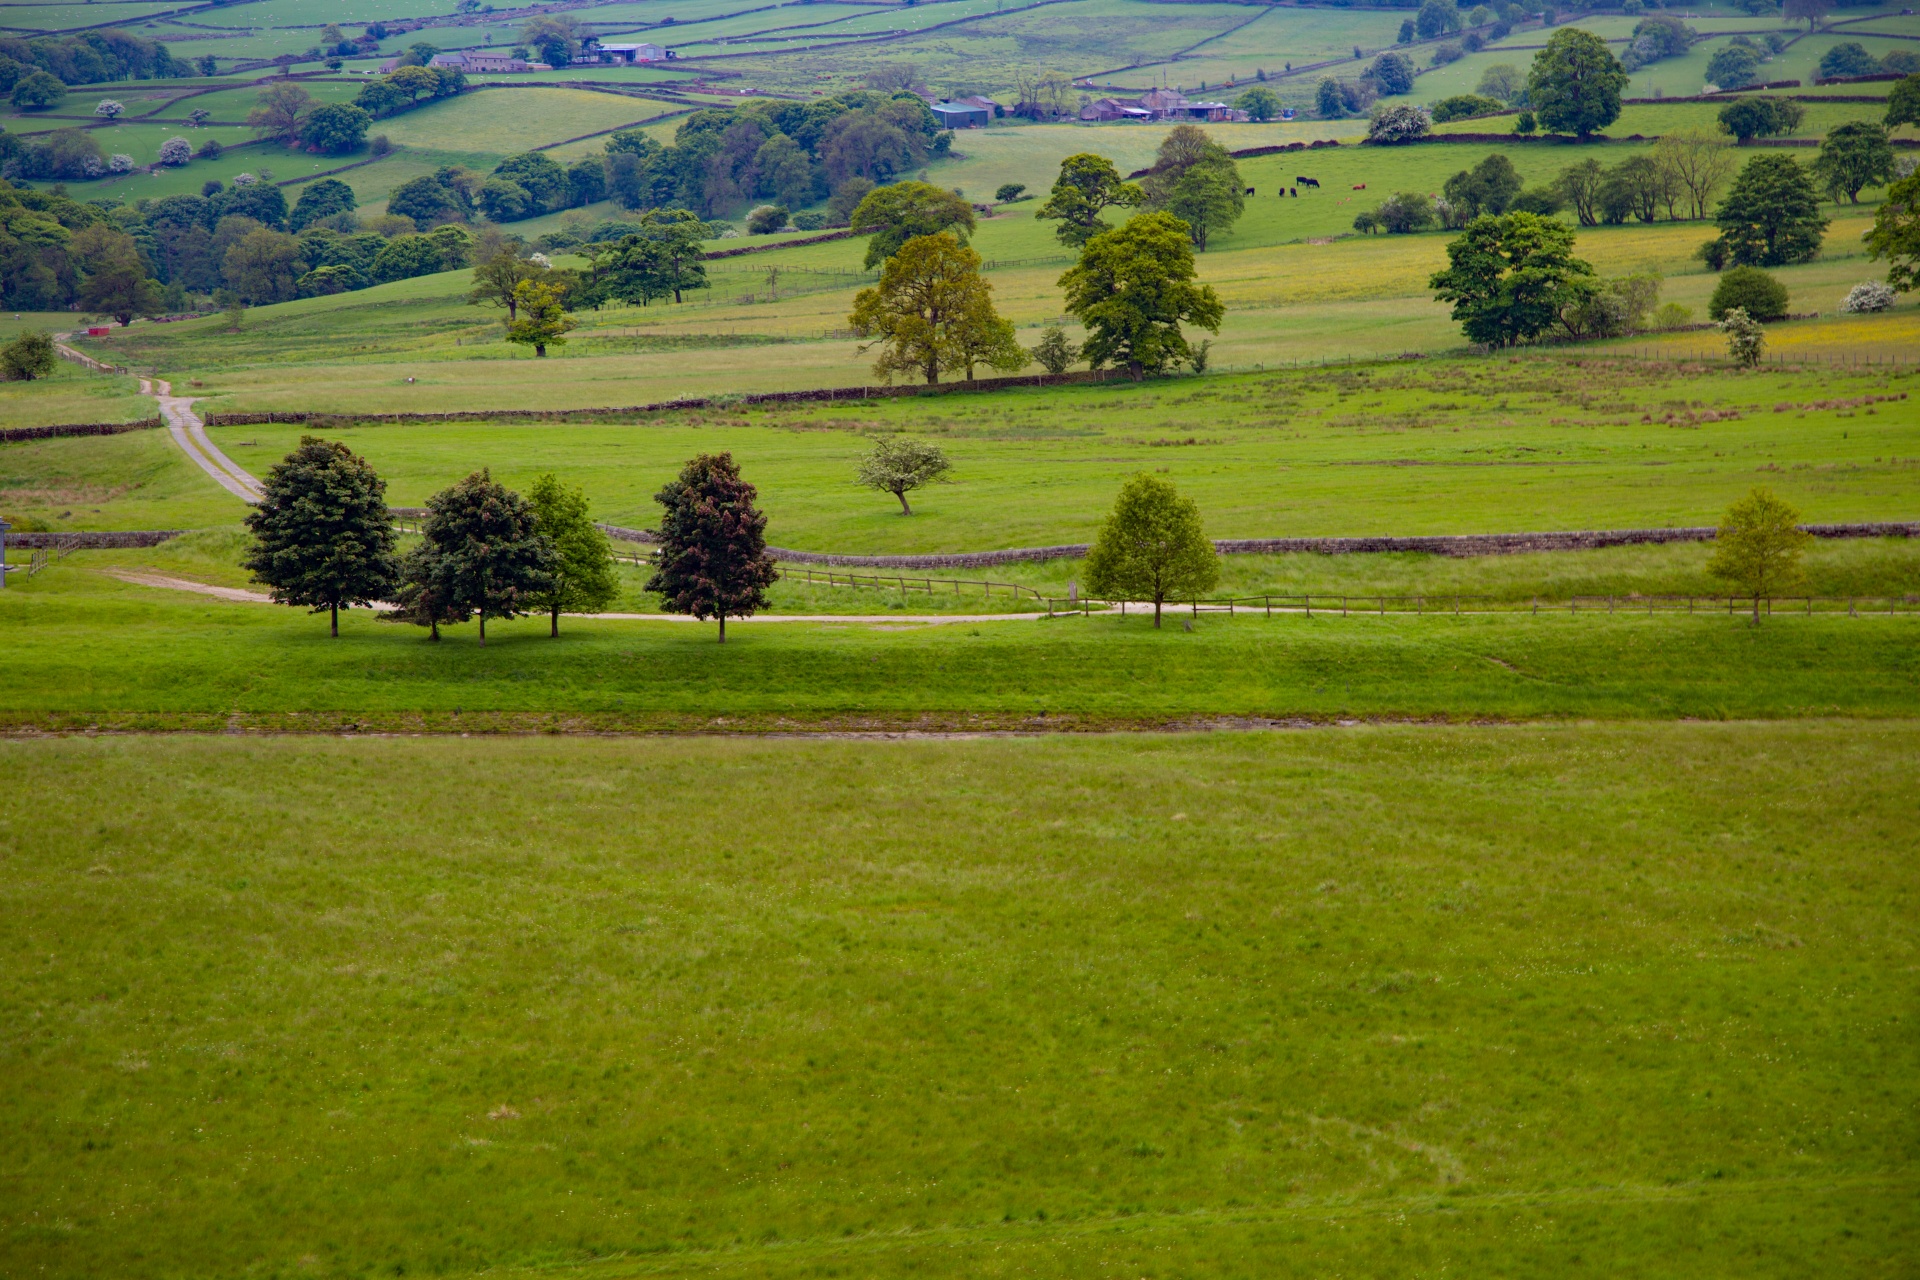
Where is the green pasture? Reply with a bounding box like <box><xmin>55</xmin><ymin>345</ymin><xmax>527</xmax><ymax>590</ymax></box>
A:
<box><xmin>70</xmin><ymin>206</ymin><xmax>1887</xmax><ymax>419</ymax></box>
<box><xmin>1</xmin><ymin>724</ymin><xmax>1913</xmax><ymax>1275</ymax></box>
<box><xmin>12</xmin><ymin>343</ymin><xmax>1920</xmax><ymax>544</ymax></box>
<box><xmin>0</xmin><ymin>359</ymin><xmax>150</xmax><ymax>432</ymax></box>
<box><xmin>1430</xmin><ymin>98</ymin><xmax>1913</xmax><ymax>141</ymax></box>
<box><xmin>0</xmin><ymin>2</ymin><xmax>183</xmax><ymax>32</ymax></box>
<box><xmin>142</xmin><ymin>78</ymin><xmax>374</xmax><ymax>121</ymax></box>
<box><xmin>3</xmin><ymin>560</ymin><xmax>1919</xmax><ymax>718</ymax></box>
<box><xmin>371</xmin><ymin>87</ymin><xmax>687</xmax><ymax>155</ymax></box>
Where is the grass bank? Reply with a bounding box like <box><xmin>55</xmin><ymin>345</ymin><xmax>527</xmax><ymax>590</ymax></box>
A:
<box><xmin>1</xmin><ymin>723</ymin><xmax>1913</xmax><ymax>1278</ymax></box>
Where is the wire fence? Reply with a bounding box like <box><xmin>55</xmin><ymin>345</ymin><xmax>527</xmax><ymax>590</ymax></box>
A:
<box><xmin>1042</xmin><ymin>593</ymin><xmax>1920</xmax><ymax>618</ymax></box>
<box><xmin>772</xmin><ymin>564</ymin><xmax>1047</xmax><ymax>600</ymax></box>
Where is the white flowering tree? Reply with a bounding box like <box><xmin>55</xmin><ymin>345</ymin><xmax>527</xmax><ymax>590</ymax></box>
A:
<box><xmin>158</xmin><ymin>137</ymin><xmax>192</xmax><ymax>166</ymax></box>
<box><xmin>94</xmin><ymin>99</ymin><xmax>124</xmax><ymax>120</ymax></box>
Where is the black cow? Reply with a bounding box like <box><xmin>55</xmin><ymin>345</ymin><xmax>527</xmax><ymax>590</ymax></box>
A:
<box><xmin>1297</xmin><ymin>176</ymin><xmax>1320</xmax><ymax>188</ymax></box>
<box><xmin>1288</xmin><ymin>187</ymin><xmax>1297</xmax><ymax>197</ymax></box>
<box><xmin>1245</xmin><ymin>187</ymin><xmax>1255</xmax><ymax>196</ymax></box>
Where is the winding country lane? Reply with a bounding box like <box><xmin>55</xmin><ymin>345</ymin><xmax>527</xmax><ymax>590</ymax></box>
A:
<box><xmin>144</xmin><ymin>377</ymin><xmax>264</xmax><ymax>504</ymax></box>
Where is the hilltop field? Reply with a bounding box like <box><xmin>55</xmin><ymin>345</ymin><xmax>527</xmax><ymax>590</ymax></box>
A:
<box><xmin>4</xmin><ymin>2</ymin><xmax>1920</xmax><ymax>1278</ymax></box>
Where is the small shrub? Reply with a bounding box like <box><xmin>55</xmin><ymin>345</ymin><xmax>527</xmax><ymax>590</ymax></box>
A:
<box><xmin>370</xmin><ymin>135</ymin><xmax>392</xmax><ymax>156</ymax></box>
<box><xmin>1718</xmin><ymin>307</ymin><xmax>1765</xmax><ymax>368</ymax></box>
<box><xmin>1709</xmin><ymin>266</ymin><xmax>1788</xmax><ymax>322</ymax></box>
<box><xmin>108</xmin><ymin>153</ymin><xmax>135</xmax><ymax>174</ymax></box>
<box><xmin>746</xmin><ymin>205</ymin><xmax>790</xmax><ymax>234</ymax></box>
<box><xmin>1840</xmin><ymin>281</ymin><xmax>1896</xmax><ymax>314</ymax></box>
<box><xmin>791</xmin><ymin>211</ymin><xmax>828</xmax><ymax>231</ymax></box>
<box><xmin>1652</xmin><ymin>301</ymin><xmax>1693</xmax><ymax>330</ymax></box>
<box><xmin>1367</xmin><ymin>103</ymin><xmax>1431</xmax><ymax>145</ymax></box>
<box><xmin>1514</xmin><ymin>110</ymin><xmax>1537</xmax><ymax>135</ymax></box>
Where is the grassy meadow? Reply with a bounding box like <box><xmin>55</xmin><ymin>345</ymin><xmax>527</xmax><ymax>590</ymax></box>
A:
<box><xmin>1</xmin><ymin>725</ymin><xmax>1915</xmax><ymax>1278</ymax></box>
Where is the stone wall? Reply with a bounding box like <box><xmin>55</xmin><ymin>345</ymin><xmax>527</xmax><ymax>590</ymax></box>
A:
<box><xmin>203</xmin><ymin>370</ymin><xmax>1119</xmax><ymax>428</ymax></box>
<box><xmin>0</xmin><ymin>418</ymin><xmax>163</xmax><ymax>444</ymax></box>
<box><xmin>7</xmin><ymin>530</ymin><xmax>183</xmax><ymax>549</ymax></box>
<box><xmin>598</xmin><ymin>522</ymin><xmax>1918</xmax><ymax>570</ymax></box>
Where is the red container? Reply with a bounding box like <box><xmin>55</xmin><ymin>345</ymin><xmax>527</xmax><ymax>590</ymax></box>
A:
<box><xmin>87</xmin><ymin>326</ymin><xmax>110</xmax><ymax>337</ymax></box>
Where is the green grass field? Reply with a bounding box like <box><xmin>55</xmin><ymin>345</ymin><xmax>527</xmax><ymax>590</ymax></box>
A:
<box><xmin>5</xmin><ymin>11</ymin><xmax>1920</xmax><ymax>1277</ymax></box>
<box><xmin>1</xmin><ymin>724</ymin><xmax>1914</xmax><ymax>1278</ymax></box>
<box><xmin>14</xmin><ymin>349</ymin><xmax>1920</xmax><ymax>543</ymax></box>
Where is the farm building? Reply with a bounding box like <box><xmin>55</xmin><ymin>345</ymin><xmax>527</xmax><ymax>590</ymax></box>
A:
<box><xmin>931</xmin><ymin>100</ymin><xmax>991</xmax><ymax>128</ymax></box>
<box><xmin>592</xmin><ymin>42</ymin><xmax>667</xmax><ymax>63</ymax></box>
<box><xmin>424</xmin><ymin>50</ymin><xmax>534</xmax><ymax>72</ymax></box>
<box><xmin>1137</xmin><ymin>87</ymin><xmax>1248</xmax><ymax>122</ymax></box>
<box><xmin>1080</xmin><ymin>96</ymin><xmax>1153</xmax><ymax>121</ymax></box>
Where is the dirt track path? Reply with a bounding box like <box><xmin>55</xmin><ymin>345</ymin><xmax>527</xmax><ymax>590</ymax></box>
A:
<box><xmin>140</xmin><ymin>377</ymin><xmax>264</xmax><ymax>504</ymax></box>
<box><xmin>100</xmin><ymin>571</ymin><xmax>1053</xmax><ymax>623</ymax></box>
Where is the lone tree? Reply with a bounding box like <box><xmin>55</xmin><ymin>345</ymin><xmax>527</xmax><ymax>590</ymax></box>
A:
<box><xmin>646</xmin><ymin>452</ymin><xmax>779</xmax><ymax>643</ymax></box>
<box><xmin>1060</xmin><ymin>211</ymin><xmax>1224</xmax><ymax>379</ymax></box>
<box><xmin>0</xmin><ymin>330</ymin><xmax>57</xmax><ymax>381</ymax></box>
<box><xmin>242</xmin><ymin>436</ymin><xmax>399</xmax><ymax>637</ymax></box>
<box><xmin>1527</xmin><ymin>28</ymin><xmax>1628</xmax><ymax>138</ymax></box>
<box><xmin>1029</xmin><ymin>324</ymin><xmax>1080</xmax><ymax>374</ymax></box>
<box><xmin>526</xmin><ymin>472</ymin><xmax>619</xmax><ymax>636</ymax></box>
<box><xmin>1429</xmin><ymin>211</ymin><xmax>1598</xmax><ymax>348</ymax></box>
<box><xmin>1810</xmin><ymin>121</ymin><xmax>1895</xmax><ymax>204</ymax></box>
<box><xmin>848</xmin><ymin>233</ymin><xmax>1021</xmax><ymax>385</ymax></box>
<box><xmin>468</xmin><ymin>248</ymin><xmax>547</xmax><ymax>325</ymax></box>
<box><xmin>1712</xmin><ymin>153</ymin><xmax>1828</xmax><ymax>267</ymax></box>
<box><xmin>1035</xmin><ymin>152</ymin><xmax>1143</xmax><ymax>247</ymax></box>
<box><xmin>856</xmin><ymin>437</ymin><xmax>951</xmax><ymax>515</ymax></box>
<box><xmin>850</xmin><ymin>181</ymin><xmax>976</xmax><ymax>268</ymax></box>
<box><xmin>1084</xmin><ymin>473</ymin><xmax>1219</xmax><ymax>628</ymax></box>
<box><xmin>1888</xmin><ymin>73</ymin><xmax>1920</xmax><ymax>130</ymax></box>
<box><xmin>1708</xmin><ymin>487</ymin><xmax>1809</xmax><ymax>623</ymax></box>
<box><xmin>409</xmin><ymin>470</ymin><xmax>554</xmax><ymax>645</ymax></box>
<box><xmin>507</xmin><ymin>278</ymin><xmax>575</xmax><ymax>356</ymax></box>
<box><xmin>1865</xmin><ymin>165</ymin><xmax>1920</xmax><ymax>292</ymax></box>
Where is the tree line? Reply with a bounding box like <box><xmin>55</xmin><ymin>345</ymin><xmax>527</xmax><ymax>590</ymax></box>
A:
<box><xmin>243</xmin><ymin>439</ymin><xmax>777</xmax><ymax>644</ymax></box>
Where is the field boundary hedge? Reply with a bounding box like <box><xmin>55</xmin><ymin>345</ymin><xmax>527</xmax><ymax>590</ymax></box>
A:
<box><xmin>0</xmin><ymin>417</ymin><xmax>163</xmax><ymax>444</ymax></box>
<box><xmin>595</xmin><ymin>521</ymin><xmax>1920</xmax><ymax>568</ymax></box>
<box><xmin>200</xmin><ymin>370</ymin><xmax>1123</xmax><ymax>427</ymax></box>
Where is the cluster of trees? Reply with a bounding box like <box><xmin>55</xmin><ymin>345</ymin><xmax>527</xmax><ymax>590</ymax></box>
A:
<box><xmin>0</xmin><ymin>30</ymin><xmax>187</xmax><ymax>110</ymax></box>
<box><xmin>1034</xmin><ymin>128</ymin><xmax>1244</xmax><ymax>253</ymax></box>
<box><xmin>1427</xmin><ymin>210</ymin><xmax>1679</xmax><ymax>346</ymax></box>
<box><xmin>246</xmin><ymin>439</ymin><xmax>776</xmax><ymax>644</ymax></box>
<box><xmin>0</xmin><ymin>170</ymin><xmax>525</xmax><ymax>313</ymax></box>
<box><xmin>848</xmin><ymin>177</ymin><xmax>1223</xmax><ymax>387</ymax></box>
<box><xmin>583</xmin><ymin>92</ymin><xmax>953</xmax><ymax>222</ymax></box>
<box><xmin>351</xmin><ymin>63</ymin><xmax>466</xmax><ymax>120</ymax></box>
<box><xmin>0</xmin><ymin>120</ymin><xmax>211</xmax><ymax>182</ymax></box>
<box><xmin>244</xmin><ymin>82</ymin><xmax>384</xmax><ymax>158</ymax></box>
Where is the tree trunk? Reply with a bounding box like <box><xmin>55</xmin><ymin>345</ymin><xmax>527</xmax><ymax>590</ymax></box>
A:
<box><xmin>718</xmin><ymin>614</ymin><xmax>726</xmax><ymax>643</ymax></box>
<box><xmin>925</xmin><ymin>361</ymin><xmax>939</xmax><ymax>385</ymax></box>
<box><xmin>896</xmin><ymin>489</ymin><xmax>912</xmax><ymax>515</ymax></box>
<box><xmin>430</xmin><ymin>617</ymin><xmax>440</xmax><ymax>641</ymax></box>
<box><xmin>551</xmin><ymin>603</ymin><xmax>560</xmax><ymax>637</ymax></box>
<box><xmin>1128</xmin><ymin>360</ymin><xmax>1143</xmax><ymax>381</ymax></box>
<box><xmin>330</xmin><ymin>601</ymin><xmax>338</xmax><ymax>637</ymax></box>
<box><xmin>535</xmin><ymin>343</ymin><xmax>547</xmax><ymax>357</ymax></box>
<box><xmin>674</xmin><ymin>286</ymin><xmax>683</xmax><ymax>303</ymax></box>
<box><xmin>505</xmin><ymin>300</ymin><xmax>517</xmax><ymax>323</ymax></box>
<box><xmin>1153</xmin><ymin>597</ymin><xmax>1162</xmax><ymax>628</ymax></box>
<box><xmin>479</xmin><ymin>612</ymin><xmax>486</xmax><ymax>646</ymax></box>
<box><xmin>1752</xmin><ymin>594</ymin><xmax>1761</xmax><ymax>625</ymax></box>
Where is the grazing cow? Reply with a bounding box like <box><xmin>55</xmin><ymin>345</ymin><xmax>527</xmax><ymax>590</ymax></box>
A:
<box><xmin>1245</xmin><ymin>187</ymin><xmax>1255</xmax><ymax>196</ymax></box>
<box><xmin>1297</xmin><ymin>175</ymin><xmax>1320</xmax><ymax>188</ymax></box>
<box><xmin>1288</xmin><ymin>187</ymin><xmax>1297</xmax><ymax>197</ymax></box>
<box><xmin>1352</xmin><ymin>182</ymin><xmax>1367</xmax><ymax>190</ymax></box>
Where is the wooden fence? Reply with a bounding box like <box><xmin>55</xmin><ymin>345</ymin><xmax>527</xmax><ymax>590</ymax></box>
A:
<box><xmin>1042</xmin><ymin>593</ymin><xmax>1920</xmax><ymax>618</ymax></box>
